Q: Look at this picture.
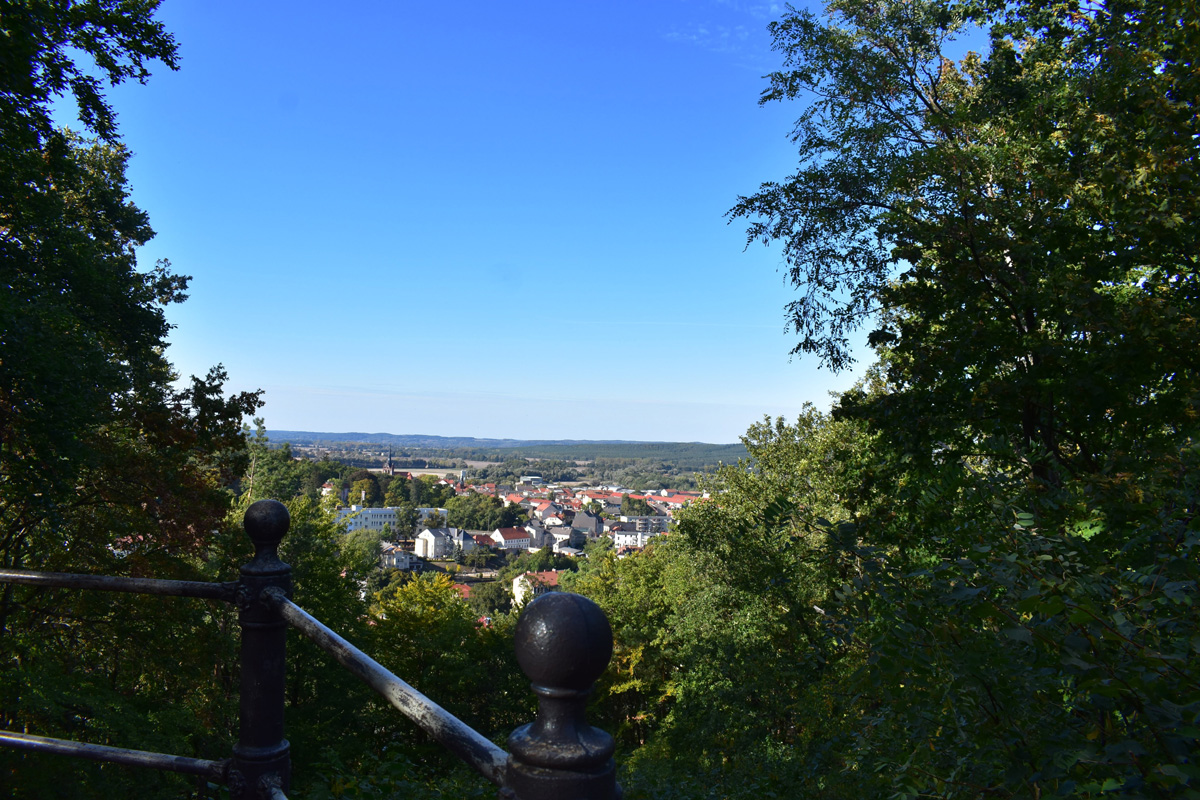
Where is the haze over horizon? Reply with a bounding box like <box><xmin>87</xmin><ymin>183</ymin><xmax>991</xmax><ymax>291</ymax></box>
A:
<box><xmin>265</xmin><ymin>428</ymin><xmax>744</xmax><ymax>446</ymax></box>
<box><xmin>99</xmin><ymin>0</ymin><xmax>869</xmax><ymax>442</ymax></box>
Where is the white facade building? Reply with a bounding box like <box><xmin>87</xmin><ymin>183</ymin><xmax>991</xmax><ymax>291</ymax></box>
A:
<box><xmin>336</xmin><ymin>506</ymin><xmax>449</xmax><ymax>534</ymax></box>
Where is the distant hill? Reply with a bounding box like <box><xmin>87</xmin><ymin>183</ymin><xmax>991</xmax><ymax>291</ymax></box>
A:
<box><xmin>265</xmin><ymin>431</ymin><xmax>747</xmax><ymax>466</ymax></box>
<box><xmin>265</xmin><ymin>431</ymin><xmax>654</xmax><ymax>449</ymax></box>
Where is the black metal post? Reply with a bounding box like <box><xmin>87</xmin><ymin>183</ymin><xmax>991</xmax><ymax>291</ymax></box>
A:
<box><xmin>230</xmin><ymin>500</ymin><xmax>293</xmax><ymax>800</ymax></box>
<box><xmin>504</xmin><ymin>592</ymin><xmax>621</xmax><ymax>800</ymax></box>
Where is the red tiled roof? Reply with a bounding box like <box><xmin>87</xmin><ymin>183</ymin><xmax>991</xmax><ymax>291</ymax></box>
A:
<box><xmin>524</xmin><ymin>570</ymin><xmax>560</xmax><ymax>587</ymax></box>
<box><xmin>495</xmin><ymin>527</ymin><xmax>530</xmax><ymax>541</ymax></box>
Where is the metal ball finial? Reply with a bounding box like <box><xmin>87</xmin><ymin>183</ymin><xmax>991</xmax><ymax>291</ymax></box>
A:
<box><xmin>513</xmin><ymin>592</ymin><xmax>612</xmax><ymax>690</ymax></box>
<box><xmin>507</xmin><ymin>592</ymin><xmax>619</xmax><ymax>796</ymax></box>
<box><xmin>244</xmin><ymin>499</ymin><xmax>290</xmax><ymax>551</ymax></box>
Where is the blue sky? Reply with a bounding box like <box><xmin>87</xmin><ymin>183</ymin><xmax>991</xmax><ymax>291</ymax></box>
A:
<box><xmin>102</xmin><ymin>0</ymin><xmax>873</xmax><ymax>442</ymax></box>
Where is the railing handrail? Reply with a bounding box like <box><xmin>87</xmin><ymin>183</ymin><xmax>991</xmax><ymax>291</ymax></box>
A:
<box><xmin>0</xmin><ymin>730</ymin><xmax>230</xmax><ymax>782</ymax></box>
<box><xmin>264</xmin><ymin>586</ymin><xmax>509</xmax><ymax>784</ymax></box>
<box><xmin>0</xmin><ymin>566</ymin><xmax>239</xmax><ymax>601</ymax></box>
<box><xmin>0</xmin><ymin>499</ymin><xmax>621</xmax><ymax>800</ymax></box>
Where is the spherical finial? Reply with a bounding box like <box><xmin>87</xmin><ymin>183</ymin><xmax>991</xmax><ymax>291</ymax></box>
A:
<box><xmin>514</xmin><ymin>592</ymin><xmax>613</xmax><ymax>690</ymax></box>
<box><xmin>243</xmin><ymin>499</ymin><xmax>290</xmax><ymax>550</ymax></box>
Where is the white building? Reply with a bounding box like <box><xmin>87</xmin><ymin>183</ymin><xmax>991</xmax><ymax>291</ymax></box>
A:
<box><xmin>513</xmin><ymin>570</ymin><xmax>561</xmax><ymax>605</ymax></box>
<box><xmin>491</xmin><ymin>527</ymin><xmax>532</xmax><ymax>550</ymax></box>
<box><xmin>336</xmin><ymin>506</ymin><xmax>449</xmax><ymax>534</ymax></box>
<box><xmin>380</xmin><ymin>543</ymin><xmax>415</xmax><ymax>570</ymax></box>
<box><xmin>415</xmin><ymin>528</ymin><xmax>476</xmax><ymax>559</ymax></box>
<box><xmin>612</xmin><ymin>529</ymin><xmax>657</xmax><ymax>549</ymax></box>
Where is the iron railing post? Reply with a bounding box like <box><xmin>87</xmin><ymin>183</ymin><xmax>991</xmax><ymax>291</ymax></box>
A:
<box><xmin>504</xmin><ymin>592</ymin><xmax>621</xmax><ymax>800</ymax></box>
<box><xmin>230</xmin><ymin>499</ymin><xmax>293</xmax><ymax>799</ymax></box>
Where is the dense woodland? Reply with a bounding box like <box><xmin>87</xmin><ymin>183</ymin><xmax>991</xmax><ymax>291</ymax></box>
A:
<box><xmin>1</xmin><ymin>0</ymin><xmax>1197</xmax><ymax>798</ymax></box>
<box><xmin>271</xmin><ymin>437</ymin><xmax>740</xmax><ymax>491</ymax></box>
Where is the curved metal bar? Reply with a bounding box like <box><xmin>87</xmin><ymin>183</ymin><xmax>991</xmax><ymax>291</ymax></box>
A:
<box><xmin>0</xmin><ymin>730</ymin><xmax>229</xmax><ymax>781</ymax></box>
<box><xmin>263</xmin><ymin>587</ymin><xmax>508</xmax><ymax>786</ymax></box>
<box><xmin>0</xmin><ymin>568</ymin><xmax>238</xmax><ymax>602</ymax></box>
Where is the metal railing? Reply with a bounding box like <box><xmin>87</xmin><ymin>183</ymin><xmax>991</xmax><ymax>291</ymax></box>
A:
<box><xmin>0</xmin><ymin>499</ymin><xmax>621</xmax><ymax>800</ymax></box>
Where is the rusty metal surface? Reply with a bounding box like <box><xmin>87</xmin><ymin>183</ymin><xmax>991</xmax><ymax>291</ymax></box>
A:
<box><xmin>0</xmin><ymin>567</ymin><xmax>238</xmax><ymax>602</ymax></box>
<box><xmin>265</xmin><ymin>588</ymin><xmax>508</xmax><ymax>785</ymax></box>
<box><xmin>0</xmin><ymin>730</ymin><xmax>229</xmax><ymax>781</ymax></box>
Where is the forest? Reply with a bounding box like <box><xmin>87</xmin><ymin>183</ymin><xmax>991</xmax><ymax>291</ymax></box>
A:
<box><xmin>1</xmin><ymin>0</ymin><xmax>1197</xmax><ymax>798</ymax></box>
<box><xmin>268</xmin><ymin>437</ymin><xmax>745</xmax><ymax>491</ymax></box>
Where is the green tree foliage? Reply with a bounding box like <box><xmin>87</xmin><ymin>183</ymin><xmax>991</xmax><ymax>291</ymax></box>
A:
<box><xmin>564</xmin><ymin>415</ymin><xmax>877</xmax><ymax>798</ymax></box>
<box><xmin>496</xmin><ymin>549</ymin><xmax>576</xmax><ymax>585</ymax></box>
<box><xmin>0</xmin><ymin>6</ymin><xmax>264</xmax><ymax>795</ymax></box>
<box><xmin>243</xmin><ymin>423</ymin><xmax>312</xmax><ymax>503</ymax></box>
<box><xmin>619</xmin><ymin>494</ymin><xmax>655</xmax><ymax>517</ymax></box>
<box><xmin>365</xmin><ymin>573</ymin><xmax>529</xmax><ymax>761</ymax></box>
<box><xmin>466</xmin><ymin>579</ymin><xmax>512</xmax><ymax>617</ymax></box>
<box><xmin>382</xmin><ymin>475</ymin><xmax>410</xmax><ymax>507</ymax></box>
<box><xmin>463</xmin><ymin>547</ymin><xmax>495</xmax><ymax>570</ymax></box>
<box><xmin>701</xmin><ymin>0</ymin><xmax>1200</xmax><ymax>795</ymax></box>
<box><xmin>0</xmin><ymin>44</ymin><xmax>263</xmax><ymax>566</ymax></box>
<box><xmin>346</xmin><ymin>470</ymin><xmax>382</xmax><ymax>506</ymax></box>
<box><xmin>731</xmin><ymin>0</ymin><xmax>1199</xmax><ymax>494</ymax></box>
<box><xmin>446</xmin><ymin>492</ymin><xmax>523</xmax><ymax>530</ymax></box>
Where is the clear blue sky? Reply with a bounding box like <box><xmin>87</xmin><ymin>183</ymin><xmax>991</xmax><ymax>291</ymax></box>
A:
<box><xmin>102</xmin><ymin>0</ymin><xmax>871</xmax><ymax>442</ymax></box>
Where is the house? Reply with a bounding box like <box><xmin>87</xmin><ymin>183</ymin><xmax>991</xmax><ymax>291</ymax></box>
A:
<box><xmin>380</xmin><ymin>543</ymin><xmax>415</xmax><ymax>570</ymax></box>
<box><xmin>491</xmin><ymin>527</ymin><xmax>532</xmax><ymax>550</ymax></box>
<box><xmin>613</xmin><ymin>529</ymin><xmax>657</xmax><ymax>549</ymax></box>
<box><xmin>572</xmin><ymin>511</ymin><xmax>603</xmax><ymax>539</ymax></box>
<box><xmin>551</xmin><ymin>528</ymin><xmax>585</xmax><ymax>552</ymax></box>
<box><xmin>513</xmin><ymin>569</ymin><xmax>561</xmax><ymax>605</ymax></box>
<box><xmin>532</xmin><ymin>501</ymin><xmax>562</xmax><ymax>520</ymax></box>
<box><xmin>523</xmin><ymin>522</ymin><xmax>550</xmax><ymax>549</ymax></box>
<box><xmin>415</xmin><ymin>527</ymin><xmax>474</xmax><ymax>559</ymax></box>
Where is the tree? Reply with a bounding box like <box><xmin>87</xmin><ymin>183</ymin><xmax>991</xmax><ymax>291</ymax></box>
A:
<box><xmin>619</xmin><ymin>494</ymin><xmax>655</xmax><ymax>517</ymax></box>
<box><xmin>0</xmin><ymin>6</ymin><xmax>262</xmax><ymax>795</ymax></box>
<box><xmin>719</xmin><ymin>1</ymin><xmax>1200</xmax><ymax>796</ymax></box>
<box><xmin>342</xmin><ymin>527</ymin><xmax>385</xmax><ymax>581</ymax></box>
<box><xmin>391</xmin><ymin>505</ymin><xmax>420</xmax><ymax>537</ymax></box>
<box><xmin>416</xmin><ymin>475</ymin><xmax>456</xmax><ymax>508</ymax></box>
<box><xmin>347</xmin><ymin>470</ymin><xmax>382</xmax><ymax>506</ymax></box>
<box><xmin>446</xmin><ymin>492</ymin><xmax>511</xmax><ymax>530</ymax></box>
<box><xmin>242</xmin><ymin>423</ymin><xmax>308</xmax><ymax>503</ymax></box>
<box><xmin>464</xmin><ymin>547</ymin><xmax>494</xmax><ymax>569</ymax></box>
<box><xmin>466</xmin><ymin>580</ymin><xmax>511</xmax><ymax>617</ymax></box>
<box><xmin>0</xmin><ymin>0</ymin><xmax>262</xmax><ymax>564</ymax></box>
<box><xmin>383</xmin><ymin>475</ymin><xmax>412</xmax><ymax>507</ymax></box>
<box><xmin>367</xmin><ymin>572</ymin><xmax>527</xmax><ymax>749</ymax></box>
<box><xmin>421</xmin><ymin>511</ymin><xmax>446</xmax><ymax>529</ymax></box>
<box><xmin>731</xmin><ymin>0</ymin><xmax>1200</xmax><ymax>493</ymax></box>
